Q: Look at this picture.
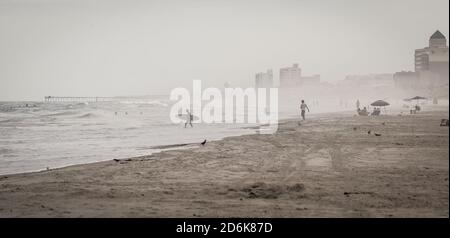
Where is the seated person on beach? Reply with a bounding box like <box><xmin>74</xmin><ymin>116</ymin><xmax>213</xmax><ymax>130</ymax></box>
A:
<box><xmin>372</xmin><ymin>107</ymin><xmax>381</xmax><ymax>116</ymax></box>
<box><xmin>358</xmin><ymin>107</ymin><xmax>368</xmax><ymax>116</ymax></box>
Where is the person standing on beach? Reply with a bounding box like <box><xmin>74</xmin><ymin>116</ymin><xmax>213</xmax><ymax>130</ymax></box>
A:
<box><xmin>300</xmin><ymin>100</ymin><xmax>310</xmax><ymax>120</ymax></box>
<box><xmin>185</xmin><ymin>109</ymin><xmax>193</xmax><ymax>128</ymax></box>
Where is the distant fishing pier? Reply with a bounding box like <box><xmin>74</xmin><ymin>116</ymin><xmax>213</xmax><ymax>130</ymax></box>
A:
<box><xmin>44</xmin><ymin>96</ymin><xmax>114</xmax><ymax>102</ymax></box>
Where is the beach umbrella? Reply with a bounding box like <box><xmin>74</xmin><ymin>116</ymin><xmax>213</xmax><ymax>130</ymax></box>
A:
<box><xmin>370</xmin><ymin>100</ymin><xmax>390</xmax><ymax>114</ymax></box>
<box><xmin>370</xmin><ymin>100</ymin><xmax>390</xmax><ymax>107</ymax></box>
<box><xmin>409</xmin><ymin>96</ymin><xmax>427</xmax><ymax>104</ymax></box>
<box><xmin>410</xmin><ymin>96</ymin><xmax>427</xmax><ymax>100</ymax></box>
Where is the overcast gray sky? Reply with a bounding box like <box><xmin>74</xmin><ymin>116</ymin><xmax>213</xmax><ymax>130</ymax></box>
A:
<box><xmin>0</xmin><ymin>0</ymin><xmax>448</xmax><ymax>101</ymax></box>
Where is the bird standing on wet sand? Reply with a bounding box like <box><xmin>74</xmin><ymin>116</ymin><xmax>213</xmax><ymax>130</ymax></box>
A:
<box><xmin>201</xmin><ymin>139</ymin><xmax>207</xmax><ymax>146</ymax></box>
<box><xmin>368</xmin><ymin>130</ymin><xmax>371</xmax><ymax>134</ymax></box>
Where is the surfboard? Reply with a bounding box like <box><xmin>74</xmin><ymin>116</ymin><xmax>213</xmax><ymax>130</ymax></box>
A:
<box><xmin>176</xmin><ymin>114</ymin><xmax>199</xmax><ymax>121</ymax></box>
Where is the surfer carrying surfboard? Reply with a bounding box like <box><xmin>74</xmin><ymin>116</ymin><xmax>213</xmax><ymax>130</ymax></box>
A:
<box><xmin>185</xmin><ymin>109</ymin><xmax>193</xmax><ymax>128</ymax></box>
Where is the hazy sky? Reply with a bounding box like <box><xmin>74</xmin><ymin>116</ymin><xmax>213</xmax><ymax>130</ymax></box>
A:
<box><xmin>0</xmin><ymin>0</ymin><xmax>448</xmax><ymax>101</ymax></box>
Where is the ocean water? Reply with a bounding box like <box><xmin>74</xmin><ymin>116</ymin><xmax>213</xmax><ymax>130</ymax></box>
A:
<box><xmin>0</xmin><ymin>96</ymin><xmax>263</xmax><ymax>175</ymax></box>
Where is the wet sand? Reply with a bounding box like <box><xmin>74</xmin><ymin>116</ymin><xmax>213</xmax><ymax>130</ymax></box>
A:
<box><xmin>0</xmin><ymin>109</ymin><xmax>448</xmax><ymax>217</ymax></box>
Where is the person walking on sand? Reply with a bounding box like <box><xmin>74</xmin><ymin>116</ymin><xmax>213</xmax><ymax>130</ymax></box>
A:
<box><xmin>185</xmin><ymin>109</ymin><xmax>193</xmax><ymax>128</ymax></box>
<box><xmin>300</xmin><ymin>100</ymin><xmax>310</xmax><ymax>121</ymax></box>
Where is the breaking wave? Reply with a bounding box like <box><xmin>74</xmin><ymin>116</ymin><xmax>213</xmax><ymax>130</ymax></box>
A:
<box><xmin>119</xmin><ymin>100</ymin><xmax>168</xmax><ymax>107</ymax></box>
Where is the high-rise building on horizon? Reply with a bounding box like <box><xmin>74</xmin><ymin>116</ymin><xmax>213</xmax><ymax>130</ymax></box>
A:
<box><xmin>414</xmin><ymin>30</ymin><xmax>449</xmax><ymax>86</ymax></box>
<box><xmin>255</xmin><ymin>69</ymin><xmax>273</xmax><ymax>88</ymax></box>
<box><xmin>279</xmin><ymin>63</ymin><xmax>302</xmax><ymax>88</ymax></box>
<box><xmin>279</xmin><ymin>63</ymin><xmax>321</xmax><ymax>88</ymax></box>
<box><xmin>395</xmin><ymin>30</ymin><xmax>449</xmax><ymax>93</ymax></box>
<box><xmin>429</xmin><ymin>30</ymin><xmax>447</xmax><ymax>48</ymax></box>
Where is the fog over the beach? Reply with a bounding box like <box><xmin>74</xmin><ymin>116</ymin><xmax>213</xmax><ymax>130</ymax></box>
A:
<box><xmin>0</xmin><ymin>0</ymin><xmax>449</xmax><ymax>101</ymax></box>
<box><xmin>0</xmin><ymin>0</ymin><xmax>449</xmax><ymax>220</ymax></box>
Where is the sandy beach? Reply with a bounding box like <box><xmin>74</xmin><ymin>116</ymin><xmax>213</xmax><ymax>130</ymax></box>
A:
<box><xmin>0</xmin><ymin>109</ymin><xmax>448</xmax><ymax>218</ymax></box>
